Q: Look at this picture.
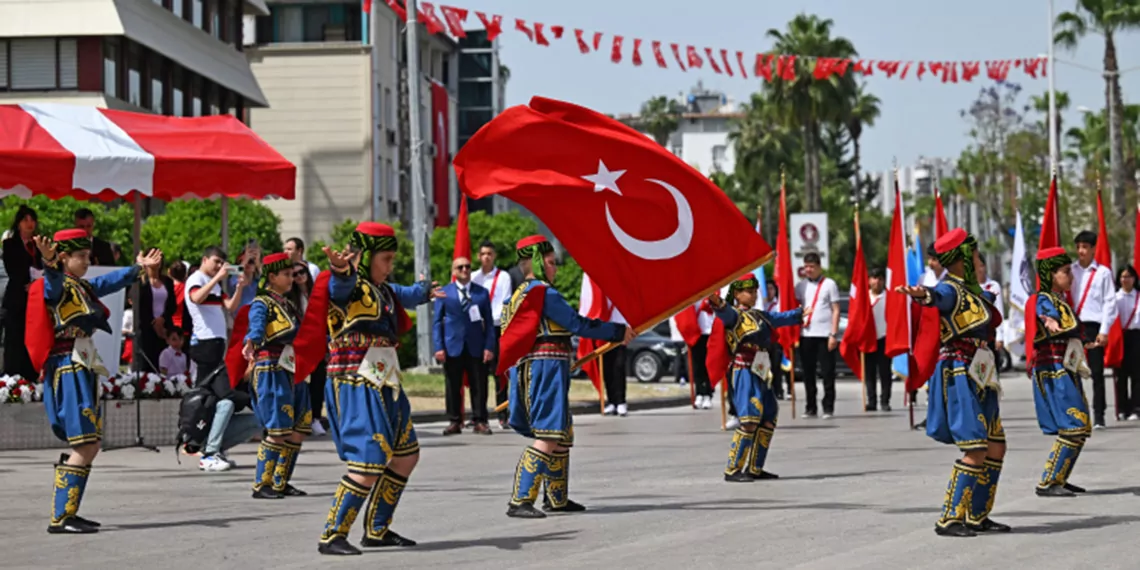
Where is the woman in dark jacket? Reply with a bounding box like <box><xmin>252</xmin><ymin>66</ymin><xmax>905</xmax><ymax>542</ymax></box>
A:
<box><xmin>135</xmin><ymin>257</ymin><xmax>176</xmax><ymax>373</ymax></box>
<box><xmin>2</xmin><ymin>205</ymin><xmax>42</xmax><ymax>380</ymax></box>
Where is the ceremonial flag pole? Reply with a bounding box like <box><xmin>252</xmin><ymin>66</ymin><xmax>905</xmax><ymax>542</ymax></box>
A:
<box><xmin>1096</xmin><ymin>181</ymin><xmax>1122</xmax><ymax>418</ymax></box>
<box><xmin>598</xmin><ymin>362</ymin><xmax>606</xmax><ymax>415</ymax></box>
<box><xmin>841</xmin><ymin>205</ymin><xmax>876</xmax><ymax>412</ymax></box>
<box><xmin>774</xmin><ymin>171</ymin><xmax>800</xmax><ymax>420</ymax></box>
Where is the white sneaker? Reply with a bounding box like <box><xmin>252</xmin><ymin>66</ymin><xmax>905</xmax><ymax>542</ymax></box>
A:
<box><xmin>821</xmin><ymin>413</ymin><xmax>833</xmax><ymax>420</ymax></box>
<box><xmin>726</xmin><ymin>415</ymin><xmax>741</xmax><ymax>429</ymax></box>
<box><xmin>1093</xmin><ymin>423</ymin><xmax>1107</xmax><ymax>430</ymax></box>
<box><xmin>1129</xmin><ymin>414</ymin><xmax>1140</xmax><ymax>421</ymax></box>
<box><xmin>216</xmin><ymin>451</ymin><xmax>238</xmax><ymax>468</ymax></box>
<box><xmin>617</xmin><ymin>404</ymin><xmax>628</xmax><ymax>417</ymax></box>
<box><xmin>701</xmin><ymin>396</ymin><xmax>713</xmax><ymax>410</ymax></box>
<box><xmin>693</xmin><ymin>396</ymin><xmax>702</xmax><ymax>410</ymax></box>
<box><xmin>604</xmin><ymin>404</ymin><xmax>616</xmax><ymax>416</ymax></box>
<box><xmin>311</xmin><ymin>421</ymin><xmax>328</xmax><ymax>436</ymax></box>
<box><xmin>199</xmin><ymin>455</ymin><xmax>232</xmax><ymax>472</ymax></box>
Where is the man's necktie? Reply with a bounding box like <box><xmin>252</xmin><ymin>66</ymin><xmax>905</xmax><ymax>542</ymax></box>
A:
<box><xmin>460</xmin><ymin>287</ymin><xmax>470</xmax><ymax>311</ymax></box>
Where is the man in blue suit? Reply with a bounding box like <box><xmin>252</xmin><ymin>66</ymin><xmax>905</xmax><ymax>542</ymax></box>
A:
<box><xmin>434</xmin><ymin>257</ymin><xmax>496</xmax><ymax>435</ymax></box>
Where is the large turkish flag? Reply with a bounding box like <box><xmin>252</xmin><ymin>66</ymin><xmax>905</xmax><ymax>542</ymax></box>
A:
<box><xmin>454</xmin><ymin>96</ymin><xmax>771</xmax><ymax>330</ymax></box>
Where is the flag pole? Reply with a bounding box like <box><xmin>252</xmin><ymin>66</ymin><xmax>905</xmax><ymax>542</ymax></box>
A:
<box><xmin>855</xmin><ymin>206</ymin><xmax>867</xmax><ymax>412</ymax></box>
<box><xmin>598</xmin><ymin>355</ymin><xmax>607</xmax><ymax>415</ymax></box>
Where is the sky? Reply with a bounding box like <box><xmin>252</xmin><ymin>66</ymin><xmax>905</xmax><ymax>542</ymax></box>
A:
<box><xmin>451</xmin><ymin>0</ymin><xmax>1140</xmax><ymax>174</ymax></box>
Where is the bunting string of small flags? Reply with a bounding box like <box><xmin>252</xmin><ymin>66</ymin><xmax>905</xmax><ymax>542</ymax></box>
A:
<box><xmin>365</xmin><ymin>0</ymin><xmax>1047</xmax><ymax>83</ymax></box>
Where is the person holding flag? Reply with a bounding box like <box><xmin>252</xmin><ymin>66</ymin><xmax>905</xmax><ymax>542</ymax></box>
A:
<box><xmin>1110</xmin><ymin>265</ymin><xmax>1140</xmax><ymax>420</ymax></box>
<box><xmin>230</xmin><ymin>252</ymin><xmax>311</xmax><ymax>500</ymax></box>
<box><xmin>897</xmin><ymin>228</ymin><xmax>1009</xmax><ymax>537</ymax></box>
<box><xmin>500</xmin><ymin>236</ymin><xmax>634</xmax><ymax>519</ymax></box>
<box><xmin>1071</xmin><ymin>231</ymin><xmax>1118</xmax><ymax>429</ymax></box>
<box><xmin>708</xmin><ymin>273</ymin><xmax>805</xmax><ymax>482</ymax></box>
<box><xmin>293</xmin><ymin>222</ymin><xmax>444</xmax><ymax>556</ymax></box>
<box><xmin>1027</xmin><ymin>247</ymin><xmax>1093</xmax><ymax>497</ymax></box>
<box><xmin>26</xmin><ymin>230</ymin><xmax>161</xmax><ymax>535</ymax></box>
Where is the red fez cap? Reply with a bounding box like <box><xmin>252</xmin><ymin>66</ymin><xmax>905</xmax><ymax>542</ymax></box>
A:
<box><xmin>262</xmin><ymin>252</ymin><xmax>290</xmax><ymax>266</ymax></box>
<box><xmin>516</xmin><ymin>235</ymin><xmax>548</xmax><ymax>249</ymax></box>
<box><xmin>355</xmin><ymin>222</ymin><xmax>395</xmax><ymax>237</ymax></box>
<box><xmin>1037</xmin><ymin>246</ymin><xmax>1068</xmax><ymax>261</ymax></box>
<box><xmin>736</xmin><ymin>273</ymin><xmax>756</xmax><ymax>282</ymax></box>
<box><xmin>933</xmin><ymin>227</ymin><xmax>968</xmax><ymax>254</ymax></box>
<box><xmin>54</xmin><ymin>229</ymin><xmax>89</xmax><ymax>242</ymax></box>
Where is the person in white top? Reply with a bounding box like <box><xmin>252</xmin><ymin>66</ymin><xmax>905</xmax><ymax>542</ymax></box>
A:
<box><xmin>863</xmin><ymin>267</ymin><xmax>893</xmax><ymax>411</ymax></box>
<box><xmin>977</xmin><ymin>256</ymin><xmax>1006</xmax><ymax>367</ymax></box>
<box><xmin>922</xmin><ymin>243</ymin><xmax>949</xmax><ymax>287</ymax></box>
<box><xmin>1112</xmin><ymin>265</ymin><xmax>1140</xmax><ymax>420</ymax></box>
<box><xmin>793</xmin><ymin>253</ymin><xmax>841</xmax><ymax>418</ymax></box>
<box><xmin>158</xmin><ymin>328</ymin><xmax>194</xmax><ymax>378</ymax></box>
<box><xmin>1072</xmin><ymin>231</ymin><xmax>1119</xmax><ymax>428</ymax></box>
<box><xmin>471</xmin><ymin>240</ymin><xmax>514</xmax><ymax>428</ymax></box>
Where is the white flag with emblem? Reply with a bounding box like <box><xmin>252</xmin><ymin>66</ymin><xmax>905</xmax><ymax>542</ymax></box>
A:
<box><xmin>1005</xmin><ymin>211</ymin><xmax>1030</xmax><ymax>357</ymax></box>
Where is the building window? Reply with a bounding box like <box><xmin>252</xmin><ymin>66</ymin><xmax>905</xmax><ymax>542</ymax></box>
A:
<box><xmin>171</xmin><ymin>66</ymin><xmax>184</xmax><ymax>116</ymax></box>
<box><xmin>205</xmin><ymin>80</ymin><xmax>219</xmax><ymax>115</ymax></box>
<box><xmin>0</xmin><ymin>41</ymin><xmax>8</xmax><ymax>89</ymax></box>
<box><xmin>190</xmin><ymin>75</ymin><xmax>202</xmax><ymax>116</ymax></box>
<box><xmin>191</xmin><ymin>0</ymin><xmax>203</xmax><ymax>28</ymax></box>
<box><xmin>58</xmin><ymin>39</ymin><xmax>77</xmax><ymax>89</ymax></box>
<box><xmin>383</xmin><ymin>86</ymin><xmax>393</xmax><ymax>129</ymax></box>
<box><xmin>207</xmin><ymin>0</ymin><xmax>220</xmax><ymax>38</ymax></box>
<box><xmin>126</xmin><ymin>42</ymin><xmax>143</xmax><ymax>106</ymax></box>
<box><xmin>150</xmin><ymin>54</ymin><xmax>166</xmax><ymax>114</ymax></box>
<box><xmin>222</xmin><ymin>89</ymin><xmax>235</xmax><ymax>116</ymax></box>
<box><xmin>102</xmin><ymin>39</ymin><xmax>118</xmax><ymax>97</ymax></box>
<box><xmin>8</xmin><ymin>39</ymin><xmax>57</xmax><ymax>89</ymax></box>
<box><xmin>173</xmin><ymin>0</ymin><xmax>183</xmax><ymax>18</ymax></box>
<box><xmin>387</xmin><ymin>158</ymin><xmax>396</xmax><ymax>204</ymax></box>
<box><xmin>266</xmin><ymin>3</ymin><xmax>361</xmax><ymax>44</ymax></box>
<box><xmin>712</xmin><ymin>144</ymin><xmax>727</xmax><ymax>170</ymax></box>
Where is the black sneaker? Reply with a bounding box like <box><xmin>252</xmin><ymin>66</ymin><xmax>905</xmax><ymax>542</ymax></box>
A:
<box><xmin>967</xmin><ymin>518</ymin><xmax>1012</xmax><ymax>533</ymax></box>
<box><xmin>73</xmin><ymin>515</ymin><xmax>101</xmax><ymax>527</ymax></box>
<box><xmin>1063</xmin><ymin>482</ymin><xmax>1087</xmax><ymax>493</ymax></box>
<box><xmin>506</xmin><ymin>503</ymin><xmax>547</xmax><ymax>518</ymax></box>
<box><xmin>318</xmin><ymin>537</ymin><xmax>361</xmax><ymax>555</ymax></box>
<box><xmin>1035</xmin><ymin>485</ymin><xmax>1076</xmax><ymax>497</ymax></box>
<box><xmin>543</xmin><ymin>498</ymin><xmax>587</xmax><ymax>512</ymax></box>
<box><xmin>282</xmin><ymin>484</ymin><xmax>308</xmax><ymax>497</ymax></box>
<box><xmin>360</xmin><ymin>530</ymin><xmax>417</xmax><ymax>547</ymax></box>
<box><xmin>724</xmin><ymin>471</ymin><xmax>753</xmax><ymax>483</ymax></box>
<box><xmin>934</xmin><ymin>521</ymin><xmax>976</xmax><ymax>537</ymax></box>
<box><xmin>252</xmin><ymin>486</ymin><xmax>284</xmax><ymax>500</ymax></box>
<box><xmin>47</xmin><ymin>517</ymin><xmax>99</xmax><ymax>535</ymax></box>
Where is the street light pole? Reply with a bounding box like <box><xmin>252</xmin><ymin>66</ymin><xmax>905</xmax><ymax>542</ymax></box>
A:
<box><xmin>405</xmin><ymin>0</ymin><xmax>433</xmax><ymax>367</ymax></box>
<box><xmin>1047</xmin><ymin>0</ymin><xmax>1058</xmax><ymax>170</ymax></box>
<box><xmin>1107</xmin><ymin>69</ymin><xmax>1124</xmax><ymax>216</ymax></box>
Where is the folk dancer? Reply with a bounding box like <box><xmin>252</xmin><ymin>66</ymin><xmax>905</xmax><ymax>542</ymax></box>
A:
<box><xmin>296</xmin><ymin>222</ymin><xmax>443</xmax><ymax>555</ymax></box>
<box><xmin>26</xmin><ymin>230</ymin><xmax>161</xmax><ymax>534</ymax></box>
<box><xmin>501</xmin><ymin>235</ymin><xmax>633</xmax><ymax>518</ymax></box>
<box><xmin>1027</xmin><ymin>247</ymin><xmax>1093</xmax><ymax>497</ymax></box>
<box><xmin>233</xmin><ymin>252</ymin><xmax>311</xmax><ymax>499</ymax></box>
<box><xmin>1070</xmin><ymin>231</ymin><xmax>1117</xmax><ymax>428</ymax></box>
<box><xmin>710</xmin><ymin>273</ymin><xmax>805</xmax><ymax>482</ymax></box>
<box><xmin>898</xmin><ymin>228</ymin><xmax>1010</xmax><ymax>537</ymax></box>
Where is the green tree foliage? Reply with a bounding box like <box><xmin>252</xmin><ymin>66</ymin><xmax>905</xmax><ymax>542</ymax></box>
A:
<box><xmin>139</xmin><ymin>200</ymin><xmax>283</xmax><ymax>264</ymax></box>
<box><xmin>0</xmin><ymin>196</ymin><xmax>135</xmax><ymax>264</ymax></box>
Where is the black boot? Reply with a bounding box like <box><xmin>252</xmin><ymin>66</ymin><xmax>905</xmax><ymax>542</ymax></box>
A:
<box><xmin>73</xmin><ymin>515</ymin><xmax>101</xmax><ymax>527</ymax></box>
<box><xmin>1035</xmin><ymin>485</ymin><xmax>1076</xmax><ymax>497</ymax></box>
<box><xmin>967</xmin><ymin>518</ymin><xmax>1012</xmax><ymax>533</ymax></box>
<box><xmin>46</xmin><ymin>517</ymin><xmax>99</xmax><ymax>535</ymax></box>
<box><xmin>1063</xmin><ymin>482</ymin><xmax>1087</xmax><ymax>493</ymax></box>
<box><xmin>506</xmin><ymin>503</ymin><xmax>547</xmax><ymax>518</ymax></box>
<box><xmin>252</xmin><ymin>486</ymin><xmax>284</xmax><ymax>499</ymax></box>
<box><xmin>543</xmin><ymin>497</ymin><xmax>587</xmax><ymax>512</ymax></box>
<box><xmin>724</xmin><ymin>471</ymin><xmax>753</xmax><ymax>483</ymax></box>
<box><xmin>750</xmin><ymin>470</ymin><xmax>779</xmax><ymax>480</ymax></box>
<box><xmin>934</xmin><ymin>522</ymin><xmax>976</xmax><ymax>537</ymax></box>
<box><xmin>282</xmin><ymin>484</ymin><xmax>308</xmax><ymax>497</ymax></box>
<box><xmin>360</xmin><ymin>530</ymin><xmax>417</xmax><ymax>547</ymax></box>
<box><xmin>318</xmin><ymin>537</ymin><xmax>362</xmax><ymax>556</ymax></box>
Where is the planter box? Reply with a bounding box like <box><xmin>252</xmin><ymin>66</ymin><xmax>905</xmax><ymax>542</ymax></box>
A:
<box><xmin>1</xmin><ymin>399</ymin><xmax>183</xmax><ymax>451</ymax></box>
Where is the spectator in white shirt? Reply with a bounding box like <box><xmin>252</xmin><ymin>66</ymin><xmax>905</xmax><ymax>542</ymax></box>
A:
<box><xmin>284</xmin><ymin>237</ymin><xmax>321</xmax><ymax>281</ymax></box>
<box><xmin>1072</xmin><ymin>230</ymin><xmax>1119</xmax><ymax>428</ymax></box>
<box><xmin>159</xmin><ymin>328</ymin><xmax>193</xmax><ymax>378</ymax></box>
<box><xmin>1112</xmin><ymin>265</ymin><xmax>1140</xmax><ymax>421</ymax></box>
<box><xmin>793</xmin><ymin>253</ymin><xmax>841</xmax><ymax>418</ymax></box>
<box><xmin>863</xmin><ymin>267</ymin><xmax>893</xmax><ymax>412</ymax></box>
<box><xmin>471</xmin><ymin>240</ymin><xmax>513</xmax><ymax>428</ymax></box>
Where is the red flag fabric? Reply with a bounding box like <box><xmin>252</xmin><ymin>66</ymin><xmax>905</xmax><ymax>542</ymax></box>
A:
<box><xmin>704</xmin><ymin>48</ymin><xmax>722</xmax><ymax>74</ymax></box>
<box><xmin>706</xmin><ymin>316</ymin><xmax>728</xmax><ymax>390</ymax></box>
<box><xmin>632</xmin><ymin>38</ymin><xmax>643</xmax><ymax>66</ymax></box>
<box><xmin>933</xmin><ymin>187</ymin><xmax>949</xmax><ymax>239</ymax></box>
<box><xmin>652</xmin><ymin>41</ymin><xmax>668</xmax><ymax>68</ymax></box>
<box><xmin>1039</xmin><ymin>173</ymin><xmax>1060</xmax><ymax>252</ymax></box>
<box><xmin>418</xmin><ymin>3</ymin><xmax>445</xmax><ymax>35</ymax></box>
<box><xmin>671</xmin><ymin>43</ymin><xmax>687</xmax><ymax>71</ymax></box>
<box><xmin>438</xmin><ymin>5</ymin><xmax>468</xmax><ymax>37</ymax></box>
<box><xmin>673</xmin><ymin>305</ymin><xmax>701</xmax><ymax>347</ymax></box>
<box><xmin>514</xmin><ymin>19</ymin><xmax>533</xmax><ymax>42</ymax></box>
<box><xmin>533</xmin><ymin>22</ymin><xmax>551</xmax><ymax>46</ymax></box>
<box><xmin>475</xmin><ymin>12</ymin><xmax>502</xmax><ymax>41</ymax></box>
<box><xmin>774</xmin><ymin>182</ymin><xmax>800</xmax><ymax>354</ymax></box>
<box><xmin>385</xmin><ymin>0</ymin><xmax>406</xmax><ymax>21</ymax></box>
<box><xmin>1025</xmin><ymin>292</ymin><xmax>1041</xmax><ymax>367</ymax></box>
<box><xmin>1096</xmin><ymin>191</ymin><xmax>1113</xmax><ymax>268</ymax></box>
<box><xmin>576</xmin><ymin>273</ymin><xmax>611</xmax><ymax>396</ymax></box>
<box><xmin>735</xmin><ymin>51</ymin><xmax>748</xmax><ymax>78</ymax></box>
<box><xmin>906</xmin><ymin>300</ymin><xmax>943</xmax><ymax>392</ymax></box>
<box><xmin>453</xmin><ymin>96</ymin><xmax>773</xmax><ymax>332</ymax></box>
<box><xmin>25</xmin><ymin>279</ymin><xmax>51</xmax><ymax>376</ymax></box>
<box><xmin>592</xmin><ymin>32</ymin><xmax>603</xmax><ymax>51</ymax></box>
<box><xmin>363</xmin><ymin>0</ymin><xmax>371</xmax><ymax>13</ymax></box>
<box><xmin>838</xmin><ymin>218</ymin><xmax>876</xmax><ymax>379</ymax></box>
<box><xmin>1098</xmin><ymin>191</ymin><xmax>1124</xmax><ymax>367</ymax></box>
<box><xmin>453</xmin><ymin>195</ymin><xmax>470</xmax><ymax>262</ymax></box>
<box><xmin>574</xmin><ymin>29</ymin><xmax>590</xmax><ymax>53</ymax></box>
<box><xmin>686</xmin><ymin>46</ymin><xmax>703</xmax><ymax>68</ymax></box>
<box><xmin>611</xmin><ymin>35</ymin><xmax>623</xmax><ymax>64</ymax></box>
<box><xmin>431</xmin><ymin>81</ymin><xmax>451</xmax><ymax>227</ymax></box>
<box><xmin>885</xmin><ymin>183</ymin><xmax>911</xmax><ymax>357</ymax></box>
<box><xmin>497</xmin><ymin>283</ymin><xmax>546</xmax><ymax>375</ymax></box>
<box><xmin>226</xmin><ymin>305</ymin><xmax>251</xmax><ymax>388</ymax></box>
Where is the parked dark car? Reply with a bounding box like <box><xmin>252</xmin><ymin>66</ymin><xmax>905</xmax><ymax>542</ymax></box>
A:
<box><xmin>571</xmin><ymin>320</ymin><xmax>686</xmax><ymax>383</ymax></box>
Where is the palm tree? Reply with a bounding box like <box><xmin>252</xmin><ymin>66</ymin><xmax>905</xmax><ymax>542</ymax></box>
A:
<box><xmin>1054</xmin><ymin>0</ymin><xmax>1140</xmax><ymax>217</ymax></box>
<box><xmin>1030</xmin><ymin>90</ymin><xmax>1071</xmax><ymax>157</ymax></box>
<box><xmin>844</xmin><ymin>83</ymin><xmax>881</xmax><ymax>195</ymax></box>
<box><xmin>765</xmin><ymin>14</ymin><xmax>858</xmax><ymax>211</ymax></box>
<box><xmin>729</xmin><ymin>92</ymin><xmax>800</xmax><ymax>235</ymax></box>
<box><xmin>638</xmin><ymin>95</ymin><xmax>684</xmax><ymax>147</ymax></box>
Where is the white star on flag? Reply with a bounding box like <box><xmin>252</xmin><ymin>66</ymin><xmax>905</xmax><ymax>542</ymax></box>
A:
<box><xmin>582</xmin><ymin>160</ymin><xmax>625</xmax><ymax>195</ymax></box>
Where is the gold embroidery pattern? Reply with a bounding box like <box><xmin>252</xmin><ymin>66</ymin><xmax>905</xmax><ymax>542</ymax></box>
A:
<box><xmin>1066</xmin><ymin>407</ymin><xmax>1089</xmax><ymax>427</ymax></box>
<box><xmin>320</xmin><ymin>479</ymin><xmax>369</xmax><ymax>542</ymax></box>
<box><xmin>255</xmin><ymin>443</ymin><xmax>278</xmax><ymax>490</ymax></box>
<box><xmin>510</xmin><ymin>447</ymin><xmax>546</xmax><ymax>505</ymax></box>
<box><xmin>256</xmin><ymin>295</ymin><xmax>299</xmax><ymax>344</ymax></box>
<box><xmin>750</xmin><ymin>397</ymin><xmax>764</xmax><ymax>419</ymax></box>
<box><xmin>726</xmin><ymin>309</ymin><xmax>761</xmax><ymax>353</ymax></box>
<box><xmin>81</xmin><ymin>407</ymin><xmax>102</xmax><ymax>436</ymax></box>
<box><xmin>52</xmin><ymin>276</ymin><xmax>98</xmax><ymax>328</ymax></box>
<box><xmin>1034</xmin><ymin>292</ymin><xmax>1079</xmax><ymax>342</ymax></box>
<box><xmin>372</xmin><ymin>433</ymin><xmax>394</xmax><ymax>459</ymax></box>
<box><xmin>939</xmin><ymin>279</ymin><xmax>990</xmax><ymax>342</ymax></box>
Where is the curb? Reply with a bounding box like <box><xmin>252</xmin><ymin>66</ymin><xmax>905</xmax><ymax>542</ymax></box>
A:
<box><xmin>410</xmin><ymin>395</ymin><xmax>693</xmax><ymax>424</ymax></box>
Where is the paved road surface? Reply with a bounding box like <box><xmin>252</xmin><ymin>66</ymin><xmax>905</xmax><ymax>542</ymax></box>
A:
<box><xmin>5</xmin><ymin>380</ymin><xmax>1140</xmax><ymax>569</ymax></box>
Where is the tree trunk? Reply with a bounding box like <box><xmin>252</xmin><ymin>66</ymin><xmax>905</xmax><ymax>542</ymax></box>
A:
<box><xmin>802</xmin><ymin>126</ymin><xmax>813</xmax><ymax>210</ymax></box>
<box><xmin>1106</xmin><ymin>33</ymin><xmax>1127</xmax><ymax>218</ymax></box>
<box><xmin>852</xmin><ymin>134</ymin><xmax>862</xmax><ymax>201</ymax></box>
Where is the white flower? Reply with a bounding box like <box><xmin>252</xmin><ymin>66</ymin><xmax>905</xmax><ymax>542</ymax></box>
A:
<box><xmin>120</xmin><ymin>384</ymin><xmax>136</xmax><ymax>400</ymax></box>
<box><xmin>0</xmin><ymin>386</ymin><xmax>10</xmax><ymax>402</ymax></box>
<box><xmin>142</xmin><ymin>377</ymin><xmax>159</xmax><ymax>395</ymax></box>
<box><xmin>19</xmin><ymin>386</ymin><xmax>33</xmax><ymax>403</ymax></box>
<box><xmin>162</xmin><ymin>379</ymin><xmax>175</xmax><ymax>396</ymax></box>
<box><xmin>35</xmin><ymin>382</ymin><xmax>44</xmax><ymax>400</ymax></box>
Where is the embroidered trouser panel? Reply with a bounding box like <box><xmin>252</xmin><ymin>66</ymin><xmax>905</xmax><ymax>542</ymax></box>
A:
<box><xmin>273</xmin><ymin>441</ymin><xmax>302</xmax><ymax>492</ymax></box>
<box><xmin>967</xmin><ymin>457</ymin><xmax>1003</xmax><ymax>525</ymax></box>
<box><xmin>364</xmin><ymin>471</ymin><xmax>409</xmax><ymax>540</ymax></box>
<box><xmin>937</xmin><ymin>460</ymin><xmax>982</xmax><ymax>528</ymax></box>
<box><xmin>320</xmin><ymin>476</ymin><xmax>371</xmax><ymax>543</ymax></box>
<box><xmin>252</xmin><ymin>440</ymin><xmax>284</xmax><ymax>492</ymax></box>
<box><xmin>1038</xmin><ymin>435</ymin><xmax>1084</xmax><ymax>488</ymax></box>
<box><xmin>545</xmin><ymin>450</ymin><xmax>570</xmax><ymax>508</ymax></box>
<box><xmin>50</xmin><ymin>463</ymin><xmax>91</xmax><ymax>527</ymax></box>
<box><xmin>724</xmin><ymin>428</ymin><xmax>755</xmax><ymax>476</ymax></box>
<box><xmin>747</xmin><ymin>426</ymin><xmax>775</xmax><ymax>476</ymax></box>
<box><xmin>510</xmin><ymin>446</ymin><xmax>550</xmax><ymax>506</ymax></box>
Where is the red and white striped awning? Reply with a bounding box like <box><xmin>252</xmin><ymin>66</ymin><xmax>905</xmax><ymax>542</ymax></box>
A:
<box><xmin>0</xmin><ymin>103</ymin><xmax>295</xmax><ymax>202</ymax></box>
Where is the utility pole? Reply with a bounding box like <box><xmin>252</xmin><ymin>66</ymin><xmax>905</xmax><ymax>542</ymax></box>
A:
<box><xmin>405</xmin><ymin>0</ymin><xmax>432</xmax><ymax>367</ymax></box>
<box><xmin>1047</xmin><ymin>0</ymin><xmax>1058</xmax><ymax>171</ymax></box>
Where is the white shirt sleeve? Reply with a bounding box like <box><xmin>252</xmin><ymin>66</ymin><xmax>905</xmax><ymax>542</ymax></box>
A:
<box><xmin>159</xmin><ymin>349</ymin><xmax>173</xmax><ymax>374</ymax></box>
<box><xmin>1100</xmin><ymin>270</ymin><xmax>1119</xmax><ymax>335</ymax></box>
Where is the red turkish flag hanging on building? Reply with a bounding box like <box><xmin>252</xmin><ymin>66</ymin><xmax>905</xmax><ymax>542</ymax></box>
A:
<box><xmin>453</xmin><ymin>96</ymin><xmax>773</xmax><ymax>331</ymax></box>
<box><xmin>430</xmin><ymin>81</ymin><xmax>450</xmax><ymax>227</ymax></box>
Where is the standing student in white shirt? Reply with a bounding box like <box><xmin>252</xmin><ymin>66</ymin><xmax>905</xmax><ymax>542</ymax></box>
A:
<box><xmin>794</xmin><ymin>253</ymin><xmax>841</xmax><ymax>418</ymax></box>
<box><xmin>471</xmin><ymin>240</ymin><xmax>513</xmax><ymax>429</ymax></box>
<box><xmin>863</xmin><ymin>268</ymin><xmax>893</xmax><ymax>411</ymax></box>
<box><xmin>1112</xmin><ymin>266</ymin><xmax>1140</xmax><ymax>420</ymax></box>
<box><xmin>1071</xmin><ymin>231</ymin><xmax>1119</xmax><ymax>428</ymax></box>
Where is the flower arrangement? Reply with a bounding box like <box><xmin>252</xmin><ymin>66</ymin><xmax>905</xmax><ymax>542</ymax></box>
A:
<box><xmin>2</xmin><ymin>373</ymin><xmax>195</xmax><ymax>404</ymax></box>
<box><xmin>0</xmin><ymin>375</ymin><xmax>39</xmax><ymax>403</ymax></box>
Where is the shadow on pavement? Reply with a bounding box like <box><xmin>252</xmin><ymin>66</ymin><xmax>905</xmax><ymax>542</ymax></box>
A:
<box><xmin>409</xmin><ymin>530</ymin><xmax>579</xmax><ymax>552</ymax></box>
<box><xmin>1013</xmin><ymin>515</ymin><xmax>1140</xmax><ymax>535</ymax></box>
<box><xmin>584</xmin><ymin>498</ymin><xmax>774</xmax><ymax>515</ymax></box>
<box><xmin>776</xmin><ymin>469</ymin><xmax>896</xmax><ymax>481</ymax></box>
<box><xmin>106</xmin><ymin>514</ymin><xmax>272</xmax><ymax>531</ymax></box>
